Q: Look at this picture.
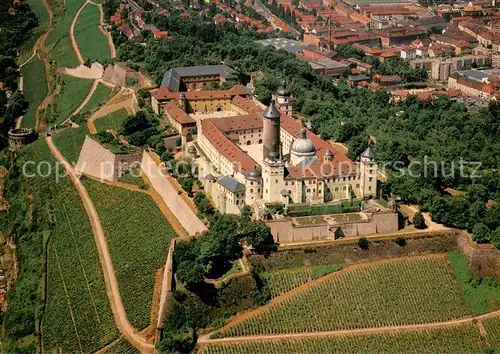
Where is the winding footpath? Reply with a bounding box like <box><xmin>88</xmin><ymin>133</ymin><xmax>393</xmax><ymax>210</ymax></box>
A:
<box><xmin>45</xmin><ymin>136</ymin><xmax>154</xmax><ymax>353</ymax></box>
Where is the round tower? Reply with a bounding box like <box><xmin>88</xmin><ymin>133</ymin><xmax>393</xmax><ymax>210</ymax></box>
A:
<box><xmin>262</xmin><ymin>100</ymin><xmax>281</xmax><ymax>159</ymax></box>
<box><xmin>245</xmin><ymin>168</ymin><xmax>262</xmax><ymax>205</ymax></box>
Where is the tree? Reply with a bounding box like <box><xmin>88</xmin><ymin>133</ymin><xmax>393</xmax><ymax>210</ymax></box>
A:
<box><xmin>413</xmin><ymin>211</ymin><xmax>427</xmax><ymax>229</ymax></box>
<box><xmin>175</xmin><ymin>260</ymin><xmax>205</xmax><ymax>289</ymax></box>
<box><xmin>158</xmin><ymin>333</ymin><xmax>193</xmax><ymax>354</ymax></box>
<box><xmin>394</xmin><ymin>236</ymin><xmax>406</xmax><ymax>247</ymax></box>
<box><xmin>241</xmin><ymin>220</ymin><xmax>274</xmax><ymax>251</ymax></box>
<box><xmin>491</xmin><ymin>228</ymin><xmax>500</xmax><ymax>249</ymax></box>
<box><xmin>4</xmin><ymin>92</ymin><xmax>28</xmax><ymax>120</ymax></box>
<box><xmin>122</xmin><ymin>111</ymin><xmax>151</xmax><ymax>135</ymax></box>
<box><xmin>472</xmin><ymin>223</ymin><xmax>491</xmax><ymax>244</ymax></box>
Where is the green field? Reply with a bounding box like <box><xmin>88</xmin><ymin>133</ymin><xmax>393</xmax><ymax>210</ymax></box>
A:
<box><xmin>21</xmin><ymin>58</ymin><xmax>47</xmax><ymax>128</ymax></box>
<box><xmin>483</xmin><ymin>316</ymin><xmax>500</xmax><ymax>348</ymax></box>
<box><xmin>18</xmin><ymin>0</ymin><xmax>50</xmax><ymax>64</ymax></box>
<box><xmin>11</xmin><ymin>140</ymin><xmax>119</xmax><ymax>353</ymax></box>
<box><xmin>95</xmin><ymin>108</ymin><xmax>129</xmax><ymax>133</ymax></box>
<box><xmin>46</xmin><ymin>0</ymin><xmax>86</xmax><ymax>68</ymax></box>
<box><xmin>117</xmin><ymin>169</ymin><xmax>146</xmax><ymax>188</ymax></box>
<box><xmin>74</xmin><ymin>4</ymin><xmax>111</xmax><ymax>63</ymax></box>
<box><xmin>47</xmin><ymin>75</ymin><xmax>93</xmax><ymax>125</ymax></box>
<box><xmin>203</xmin><ymin>324</ymin><xmax>486</xmax><ymax>353</ymax></box>
<box><xmin>52</xmin><ymin>125</ymin><xmax>89</xmax><ymax>164</ymax></box>
<box><xmin>214</xmin><ymin>256</ymin><xmax>471</xmax><ymax>337</ymax></box>
<box><xmin>83</xmin><ymin>179</ymin><xmax>178</xmax><ymax>329</ymax></box>
<box><xmin>80</xmin><ymin>83</ymin><xmax>112</xmax><ymax>114</ymax></box>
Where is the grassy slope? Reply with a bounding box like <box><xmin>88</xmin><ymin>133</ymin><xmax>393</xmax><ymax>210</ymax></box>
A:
<box><xmin>21</xmin><ymin>59</ymin><xmax>47</xmax><ymax>128</ymax></box>
<box><xmin>51</xmin><ymin>125</ymin><xmax>89</xmax><ymax>164</ymax></box>
<box><xmin>448</xmin><ymin>250</ymin><xmax>500</xmax><ymax>314</ymax></box>
<box><xmin>10</xmin><ymin>140</ymin><xmax>119</xmax><ymax>353</ymax></box>
<box><xmin>74</xmin><ymin>4</ymin><xmax>111</xmax><ymax>63</ymax></box>
<box><xmin>83</xmin><ymin>179</ymin><xmax>178</xmax><ymax>329</ymax></box>
<box><xmin>80</xmin><ymin>83</ymin><xmax>112</xmax><ymax>114</ymax></box>
<box><xmin>95</xmin><ymin>108</ymin><xmax>129</xmax><ymax>133</ymax></box>
<box><xmin>203</xmin><ymin>324</ymin><xmax>485</xmax><ymax>353</ymax></box>
<box><xmin>217</xmin><ymin>256</ymin><xmax>470</xmax><ymax>337</ymax></box>
<box><xmin>48</xmin><ymin>76</ymin><xmax>93</xmax><ymax>125</ymax></box>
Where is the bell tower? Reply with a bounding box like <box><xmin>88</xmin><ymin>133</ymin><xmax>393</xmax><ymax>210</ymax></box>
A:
<box><xmin>360</xmin><ymin>145</ymin><xmax>377</xmax><ymax>198</ymax></box>
<box><xmin>273</xmin><ymin>79</ymin><xmax>293</xmax><ymax>116</ymax></box>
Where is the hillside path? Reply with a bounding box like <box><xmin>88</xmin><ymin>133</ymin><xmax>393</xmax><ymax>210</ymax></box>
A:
<box><xmin>70</xmin><ymin>1</ymin><xmax>88</xmax><ymax>65</ymax></box>
<box><xmin>45</xmin><ymin>136</ymin><xmax>154</xmax><ymax>353</ymax></box>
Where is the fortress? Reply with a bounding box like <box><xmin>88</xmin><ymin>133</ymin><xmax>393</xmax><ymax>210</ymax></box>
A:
<box><xmin>151</xmin><ymin>65</ymin><xmax>397</xmax><ymax>241</ymax></box>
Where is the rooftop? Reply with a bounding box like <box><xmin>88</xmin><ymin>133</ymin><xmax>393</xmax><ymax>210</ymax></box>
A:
<box><xmin>160</xmin><ymin>65</ymin><xmax>238</xmax><ymax>91</ymax></box>
<box><xmin>257</xmin><ymin>38</ymin><xmax>306</xmax><ymax>54</ymax></box>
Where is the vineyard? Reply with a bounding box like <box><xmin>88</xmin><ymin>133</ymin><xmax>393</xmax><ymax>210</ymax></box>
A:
<box><xmin>106</xmin><ymin>338</ymin><xmax>140</xmax><ymax>354</ymax></box>
<box><xmin>52</xmin><ymin>125</ymin><xmax>89</xmax><ymax>164</ymax></box>
<box><xmin>83</xmin><ymin>179</ymin><xmax>178</xmax><ymax>329</ymax></box>
<box><xmin>95</xmin><ymin>108</ymin><xmax>129</xmax><ymax>133</ymax></box>
<box><xmin>20</xmin><ymin>58</ymin><xmax>47</xmax><ymax>128</ymax></box>
<box><xmin>202</xmin><ymin>324</ymin><xmax>486</xmax><ymax>353</ymax></box>
<box><xmin>74</xmin><ymin>3</ymin><xmax>111</xmax><ymax>63</ymax></box>
<box><xmin>47</xmin><ymin>76</ymin><xmax>94</xmax><ymax>125</ymax></box>
<box><xmin>483</xmin><ymin>316</ymin><xmax>500</xmax><ymax>348</ymax></box>
<box><xmin>16</xmin><ymin>142</ymin><xmax>120</xmax><ymax>353</ymax></box>
<box><xmin>214</xmin><ymin>255</ymin><xmax>471</xmax><ymax>338</ymax></box>
<box><xmin>262</xmin><ymin>265</ymin><xmax>341</xmax><ymax>298</ymax></box>
<box><xmin>81</xmin><ymin>83</ymin><xmax>113</xmax><ymax>114</ymax></box>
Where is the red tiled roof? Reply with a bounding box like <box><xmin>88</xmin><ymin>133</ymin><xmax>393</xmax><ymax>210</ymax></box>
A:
<box><xmin>163</xmin><ymin>101</ymin><xmax>195</xmax><ymax>125</ymax></box>
<box><xmin>231</xmin><ymin>95</ymin><xmax>262</xmax><ymax>113</ymax></box>
<box><xmin>201</xmin><ymin>119</ymin><xmax>259</xmax><ymax>174</ymax></box>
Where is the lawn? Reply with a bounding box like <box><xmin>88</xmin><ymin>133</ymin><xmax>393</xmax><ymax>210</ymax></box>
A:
<box><xmin>45</xmin><ymin>0</ymin><xmax>87</xmax><ymax>68</ymax></box>
<box><xmin>203</xmin><ymin>324</ymin><xmax>485</xmax><ymax>353</ymax></box>
<box><xmin>52</xmin><ymin>125</ymin><xmax>89</xmax><ymax>164</ymax></box>
<box><xmin>47</xmin><ymin>75</ymin><xmax>93</xmax><ymax>125</ymax></box>
<box><xmin>95</xmin><ymin>108</ymin><xmax>129</xmax><ymax>133</ymax></box>
<box><xmin>74</xmin><ymin>4</ymin><xmax>111</xmax><ymax>63</ymax></box>
<box><xmin>21</xmin><ymin>58</ymin><xmax>47</xmax><ymax>129</ymax></box>
<box><xmin>11</xmin><ymin>140</ymin><xmax>119</xmax><ymax>353</ymax></box>
<box><xmin>80</xmin><ymin>83</ymin><xmax>112</xmax><ymax>114</ymax></box>
<box><xmin>214</xmin><ymin>255</ymin><xmax>471</xmax><ymax>337</ymax></box>
<box><xmin>83</xmin><ymin>179</ymin><xmax>178</xmax><ymax>329</ymax></box>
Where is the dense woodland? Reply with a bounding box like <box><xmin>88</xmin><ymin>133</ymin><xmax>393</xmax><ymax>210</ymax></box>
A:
<box><xmin>104</xmin><ymin>2</ymin><xmax>500</xmax><ymax>245</ymax></box>
<box><xmin>0</xmin><ymin>2</ymin><xmax>35</xmax><ymax>147</ymax></box>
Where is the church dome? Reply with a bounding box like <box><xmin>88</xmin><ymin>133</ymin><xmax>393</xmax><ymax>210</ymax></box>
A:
<box><xmin>291</xmin><ymin>128</ymin><xmax>315</xmax><ymax>157</ymax></box>
<box><xmin>277</xmin><ymin>86</ymin><xmax>291</xmax><ymax>97</ymax></box>
<box><xmin>246</xmin><ymin>168</ymin><xmax>261</xmax><ymax>181</ymax></box>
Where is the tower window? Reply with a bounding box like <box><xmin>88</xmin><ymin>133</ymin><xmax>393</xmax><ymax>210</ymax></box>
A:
<box><xmin>369</xmin><ymin>186</ymin><xmax>372</xmax><ymax>191</ymax></box>
<box><xmin>369</xmin><ymin>177</ymin><xmax>373</xmax><ymax>182</ymax></box>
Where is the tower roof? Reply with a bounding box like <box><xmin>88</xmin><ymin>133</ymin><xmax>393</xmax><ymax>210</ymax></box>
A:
<box><xmin>263</xmin><ymin>100</ymin><xmax>280</xmax><ymax>119</ymax></box>
<box><xmin>361</xmin><ymin>145</ymin><xmax>376</xmax><ymax>159</ymax></box>
<box><xmin>277</xmin><ymin>79</ymin><xmax>291</xmax><ymax>97</ymax></box>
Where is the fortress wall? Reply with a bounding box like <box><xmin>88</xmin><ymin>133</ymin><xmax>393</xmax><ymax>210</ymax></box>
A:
<box><xmin>357</xmin><ymin>221</ymin><xmax>377</xmax><ymax>235</ymax></box>
<box><xmin>373</xmin><ymin>212</ymin><xmax>400</xmax><ymax>234</ymax></box>
<box><xmin>76</xmin><ymin>136</ymin><xmax>116</xmax><ymax>181</ymax></box>
<box><xmin>457</xmin><ymin>232</ymin><xmax>500</xmax><ymax>278</ymax></box>
<box><xmin>114</xmin><ymin>150</ymin><xmax>142</xmax><ymax>177</ymax></box>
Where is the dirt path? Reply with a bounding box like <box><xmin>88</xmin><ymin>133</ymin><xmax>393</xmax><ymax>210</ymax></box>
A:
<box><xmin>201</xmin><ymin>254</ymin><xmax>450</xmax><ymax>340</ymax></box>
<box><xmin>70</xmin><ymin>1</ymin><xmax>87</xmax><ymax>65</ymax></box>
<box><xmin>45</xmin><ymin>136</ymin><xmax>154</xmax><ymax>353</ymax></box>
<box><xmin>199</xmin><ymin>310</ymin><xmax>500</xmax><ymax>345</ymax></box>
<box><xmin>87</xmin><ymin>88</ymin><xmax>136</xmax><ymax>134</ymax></box>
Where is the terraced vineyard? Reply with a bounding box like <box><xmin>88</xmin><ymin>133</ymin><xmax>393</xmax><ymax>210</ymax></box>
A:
<box><xmin>214</xmin><ymin>256</ymin><xmax>471</xmax><ymax>338</ymax></box>
<box><xmin>16</xmin><ymin>141</ymin><xmax>120</xmax><ymax>353</ymax></box>
<box><xmin>95</xmin><ymin>108</ymin><xmax>129</xmax><ymax>133</ymax></box>
<box><xmin>81</xmin><ymin>83</ymin><xmax>112</xmax><ymax>113</ymax></box>
<box><xmin>20</xmin><ymin>58</ymin><xmax>47</xmax><ymax>128</ymax></box>
<box><xmin>47</xmin><ymin>76</ymin><xmax>93</xmax><ymax>125</ymax></box>
<box><xmin>203</xmin><ymin>324</ymin><xmax>486</xmax><ymax>353</ymax></box>
<box><xmin>83</xmin><ymin>179</ymin><xmax>177</xmax><ymax>329</ymax></box>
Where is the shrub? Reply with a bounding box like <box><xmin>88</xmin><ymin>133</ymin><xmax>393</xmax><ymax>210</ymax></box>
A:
<box><xmin>413</xmin><ymin>211</ymin><xmax>427</xmax><ymax>229</ymax></box>
<box><xmin>394</xmin><ymin>237</ymin><xmax>406</xmax><ymax>247</ymax></box>
<box><xmin>358</xmin><ymin>237</ymin><xmax>369</xmax><ymax>250</ymax></box>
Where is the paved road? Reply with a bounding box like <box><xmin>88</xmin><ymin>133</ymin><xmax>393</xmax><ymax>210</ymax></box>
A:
<box><xmin>45</xmin><ymin>136</ymin><xmax>154</xmax><ymax>353</ymax></box>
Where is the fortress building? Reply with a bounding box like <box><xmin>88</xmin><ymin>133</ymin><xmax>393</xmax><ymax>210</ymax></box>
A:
<box><xmin>152</xmin><ymin>74</ymin><xmax>378</xmax><ymax>216</ymax></box>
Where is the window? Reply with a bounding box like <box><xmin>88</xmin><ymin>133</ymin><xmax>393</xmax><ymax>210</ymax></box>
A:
<box><xmin>313</xmin><ymin>188</ymin><xmax>315</xmax><ymax>193</ymax></box>
<box><xmin>285</xmin><ymin>182</ymin><xmax>288</xmax><ymax>186</ymax></box>
<box><xmin>356</xmin><ymin>184</ymin><xmax>360</xmax><ymax>188</ymax></box>
<box><xmin>251</xmin><ymin>182</ymin><xmax>254</xmax><ymax>185</ymax></box>
<box><xmin>313</xmin><ymin>180</ymin><xmax>316</xmax><ymax>184</ymax></box>
<box><xmin>275</xmin><ymin>179</ymin><xmax>278</xmax><ymax>183</ymax></box>
<box><xmin>258</xmin><ymin>188</ymin><xmax>260</xmax><ymax>192</ymax></box>
<box><xmin>250</xmin><ymin>189</ymin><xmax>253</xmax><ymax>193</ymax></box>
<box><xmin>369</xmin><ymin>177</ymin><xmax>373</xmax><ymax>182</ymax></box>
<box><xmin>335</xmin><ymin>188</ymin><xmax>339</xmax><ymax>191</ymax></box>
<box><xmin>265</xmin><ymin>189</ymin><xmax>268</xmax><ymax>194</ymax></box>
<box><xmin>246</xmin><ymin>141</ymin><xmax>251</xmax><ymax>145</ymax></box>
<box><xmin>307</xmin><ymin>189</ymin><xmax>311</xmax><ymax>192</ymax></box>
<box><xmin>369</xmin><ymin>186</ymin><xmax>372</xmax><ymax>191</ymax></box>
<box><xmin>343</xmin><ymin>186</ymin><xmax>346</xmax><ymax>190</ymax></box>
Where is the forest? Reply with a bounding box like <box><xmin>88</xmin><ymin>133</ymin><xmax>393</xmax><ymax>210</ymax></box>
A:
<box><xmin>103</xmin><ymin>3</ymin><xmax>500</xmax><ymax>243</ymax></box>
